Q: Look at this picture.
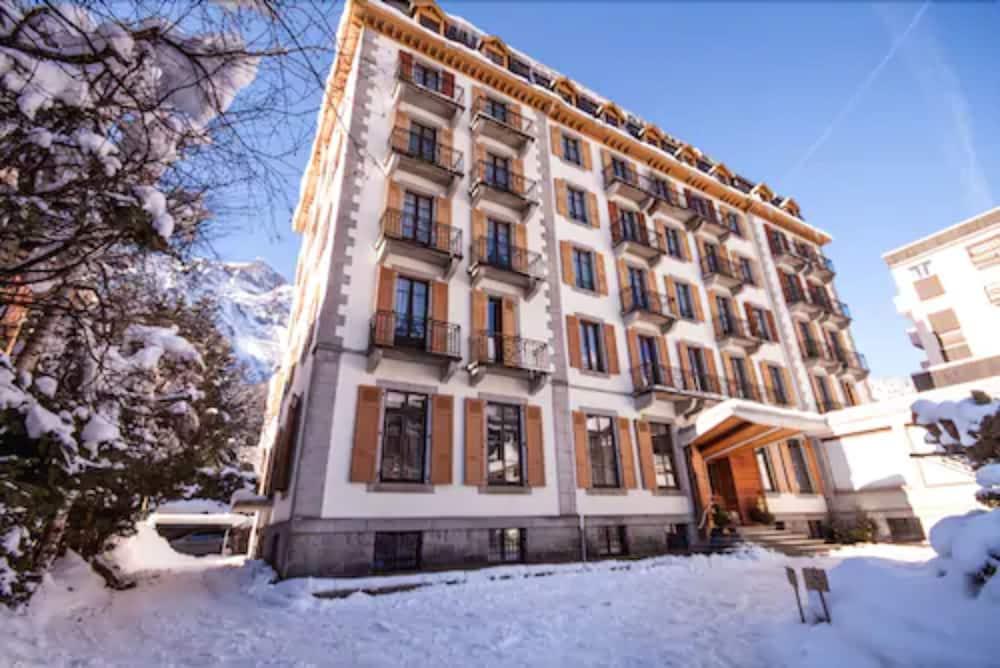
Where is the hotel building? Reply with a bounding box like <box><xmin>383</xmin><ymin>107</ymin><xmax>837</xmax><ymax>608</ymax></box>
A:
<box><xmin>253</xmin><ymin>0</ymin><xmax>872</xmax><ymax>576</ymax></box>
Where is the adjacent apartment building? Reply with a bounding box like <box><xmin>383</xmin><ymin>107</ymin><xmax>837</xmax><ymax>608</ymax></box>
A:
<box><xmin>884</xmin><ymin>207</ymin><xmax>1000</xmax><ymax>391</ymax></box>
<box><xmin>253</xmin><ymin>0</ymin><xmax>872</xmax><ymax>577</ymax></box>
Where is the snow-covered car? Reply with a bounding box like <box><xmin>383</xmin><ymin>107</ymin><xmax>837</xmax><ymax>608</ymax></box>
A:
<box><xmin>169</xmin><ymin>531</ymin><xmax>226</xmax><ymax>556</ymax></box>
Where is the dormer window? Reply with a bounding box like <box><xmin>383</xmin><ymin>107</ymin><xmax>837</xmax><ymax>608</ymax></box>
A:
<box><xmin>604</xmin><ymin>113</ymin><xmax>619</xmax><ymax>128</ymax></box>
<box><xmin>577</xmin><ymin>96</ymin><xmax>599</xmax><ymax>116</ymax></box>
<box><xmin>509</xmin><ymin>58</ymin><xmax>531</xmax><ymax>79</ymax></box>
<box><xmin>485</xmin><ymin>98</ymin><xmax>508</xmax><ymax>124</ymax></box>
<box><xmin>419</xmin><ymin>16</ymin><xmax>441</xmax><ymax>32</ymax></box>
<box><xmin>485</xmin><ymin>49</ymin><xmax>504</xmax><ymax>66</ymax></box>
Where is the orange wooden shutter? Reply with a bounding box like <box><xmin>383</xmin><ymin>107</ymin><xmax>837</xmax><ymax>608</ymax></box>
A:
<box><xmin>350</xmin><ymin>385</ymin><xmax>382</xmax><ymax>482</ymax></box>
<box><xmin>430</xmin><ymin>394</ymin><xmax>454</xmax><ymax>484</ymax></box>
<box><xmin>464</xmin><ymin>399</ymin><xmax>485</xmax><ymax>485</ymax></box>
<box><xmin>374</xmin><ymin>266</ymin><xmax>397</xmax><ymax>346</ymax></box>
<box><xmin>617</xmin><ymin>417</ymin><xmax>637</xmax><ymax>489</ymax></box>
<box><xmin>626</xmin><ymin>327</ymin><xmax>640</xmax><ymax>387</ymax></box>
<box><xmin>707</xmin><ymin>290</ymin><xmax>720</xmax><ymax>335</ymax></box>
<box><xmin>471</xmin><ymin>289</ymin><xmax>487</xmax><ymax>362</ymax></box>
<box><xmin>759</xmin><ymin>361</ymin><xmax>774</xmax><ymax>403</ymax></box>
<box><xmin>803</xmin><ymin>441</ymin><xmax>825</xmax><ymax>494</ymax></box>
<box><xmin>765</xmin><ymin>310</ymin><xmax>778</xmax><ymax>342</ymax></box>
<box><xmin>586</xmin><ymin>192</ymin><xmax>599</xmax><ymax>228</ymax></box>
<box><xmin>581</xmin><ymin>139</ymin><xmax>593</xmax><ymax>170</ymax></box>
<box><xmin>607</xmin><ymin>201</ymin><xmax>619</xmax><ymax>229</ymax></box>
<box><xmin>441</xmin><ymin>70</ymin><xmax>455</xmax><ymax>97</ymax></box>
<box><xmin>656</xmin><ymin>335</ymin><xmax>670</xmax><ymax>374</ymax></box>
<box><xmin>502</xmin><ymin>296</ymin><xmax>517</xmax><ymax>366</ymax></box>
<box><xmin>573</xmin><ymin>410</ymin><xmax>590</xmax><ymax>488</ymax></box>
<box><xmin>744</xmin><ymin>303</ymin><xmax>759</xmax><ymax>337</ymax></box>
<box><xmin>435</xmin><ymin>196</ymin><xmax>452</xmax><ymax>253</ymax></box>
<box><xmin>387</xmin><ymin>181</ymin><xmax>403</xmax><ymax>211</ymax></box>
<box><xmin>690</xmin><ymin>284</ymin><xmax>705</xmax><ymax>322</ymax></box>
<box><xmin>430</xmin><ymin>280</ymin><xmax>449</xmax><ymax>354</ymax></box>
<box><xmin>664</xmin><ymin>276</ymin><xmax>677</xmax><ymax>315</ymax></box>
<box><xmin>513</xmin><ymin>224</ymin><xmax>528</xmax><ymax>273</ymax></box>
<box><xmin>616</xmin><ymin>258</ymin><xmax>629</xmax><ymax>300</ymax></box>
<box><xmin>780</xmin><ymin>368</ymin><xmax>794</xmax><ymax>405</ymax></box>
<box><xmin>635</xmin><ymin>419</ymin><xmax>657</xmax><ymax>490</ymax></box>
<box><xmin>398</xmin><ymin>50</ymin><xmax>413</xmax><ymax>74</ymax></box>
<box><xmin>512</xmin><ymin>157</ymin><xmax>525</xmax><ymax>187</ymax></box>
<box><xmin>550</xmin><ymin>125</ymin><xmax>562</xmax><ymax>157</ymax></box>
<box><xmin>604</xmin><ymin>323</ymin><xmax>620</xmax><ymax>374</ymax></box>
<box><xmin>555</xmin><ymin>178</ymin><xmax>568</xmax><ymax>217</ymax></box>
<box><xmin>566</xmin><ymin>314</ymin><xmax>582</xmax><ymax>368</ymax></box>
<box><xmin>472</xmin><ymin>209</ymin><xmax>486</xmax><ymax>257</ymax></box>
<box><xmin>677</xmin><ymin>342</ymin><xmax>691</xmax><ymax>387</ymax></box>
<box><xmin>560</xmin><ymin>240</ymin><xmax>575</xmax><ymax>286</ymax></box>
<box><xmin>595</xmin><ymin>252</ymin><xmax>608</xmax><ymax>295</ymax></box>
<box><xmin>600</xmin><ymin>148</ymin><xmax>611</xmax><ymax>172</ymax></box>
<box><xmin>704</xmin><ymin>347</ymin><xmax>720</xmax><ymax>384</ymax></box>
<box><xmin>526</xmin><ymin>404</ymin><xmax>545</xmax><ymax>486</ymax></box>
<box><xmin>679</xmin><ymin>228</ymin><xmax>692</xmax><ymax>261</ymax></box>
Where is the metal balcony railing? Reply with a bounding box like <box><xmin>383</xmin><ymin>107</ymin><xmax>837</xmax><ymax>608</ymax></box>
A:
<box><xmin>724</xmin><ymin>378</ymin><xmax>764</xmax><ymax>403</ymax></box>
<box><xmin>471</xmin><ymin>160</ymin><xmax>539</xmax><ymax>202</ymax></box>
<box><xmin>816</xmin><ymin>399</ymin><xmax>843</xmax><ymax>414</ymax></box>
<box><xmin>397</xmin><ymin>62</ymin><xmax>465</xmax><ymax>105</ymax></box>
<box><xmin>380</xmin><ymin>209</ymin><xmax>463</xmax><ymax>257</ymax></box>
<box><xmin>640</xmin><ymin>175</ymin><xmax>684</xmax><ymax>208</ymax></box>
<box><xmin>610</xmin><ymin>219</ymin><xmax>664</xmax><ymax>253</ymax></box>
<box><xmin>700</xmin><ymin>255</ymin><xmax>742</xmax><ymax>283</ymax></box>
<box><xmin>471</xmin><ymin>96</ymin><xmax>534</xmax><ymax>134</ymax></box>
<box><xmin>763</xmin><ymin>385</ymin><xmax>793</xmax><ymax>407</ymax></box>
<box><xmin>782</xmin><ymin>282</ymin><xmax>813</xmax><ymax>307</ymax></box>
<box><xmin>814</xmin><ymin>255</ymin><xmax>835</xmax><ymax>274</ymax></box>
<box><xmin>631</xmin><ymin>363</ymin><xmax>726</xmax><ymax>395</ymax></box>
<box><xmin>471</xmin><ymin>237</ymin><xmax>543</xmax><ymax>278</ymax></box>
<box><xmin>369</xmin><ymin>311</ymin><xmax>461</xmax><ymax>358</ymax></box>
<box><xmin>389</xmin><ymin>127</ymin><xmax>464</xmax><ymax>173</ymax></box>
<box><xmin>801</xmin><ymin>338</ymin><xmax>836</xmax><ymax>363</ymax></box>
<box><xmin>601</xmin><ymin>163</ymin><xmax>641</xmax><ymax>191</ymax></box>
<box><xmin>713</xmin><ymin>315</ymin><xmax>757</xmax><ymax>341</ymax></box>
<box><xmin>470</xmin><ymin>332</ymin><xmax>549</xmax><ymax>371</ymax></box>
<box><xmin>837</xmin><ymin>351</ymin><xmax>869</xmax><ymax>372</ymax></box>
<box><xmin>620</xmin><ymin>287</ymin><xmax>675</xmax><ymax>319</ymax></box>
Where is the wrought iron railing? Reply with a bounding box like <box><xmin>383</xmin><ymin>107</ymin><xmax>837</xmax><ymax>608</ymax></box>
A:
<box><xmin>389</xmin><ymin>127</ymin><xmax>464</xmax><ymax>173</ymax></box>
<box><xmin>816</xmin><ymin>399</ymin><xmax>843</xmax><ymax>414</ymax></box>
<box><xmin>640</xmin><ymin>175</ymin><xmax>684</xmax><ymax>209</ymax></box>
<box><xmin>472</xmin><ymin>96</ymin><xmax>534</xmax><ymax>134</ymax></box>
<box><xmin>610</xmin><ymin>219</ymin><xmax>664</xmax><ymax>253</ymax></box>
<box><xmin>380</xmin><ymin>209</ymin><xmax>463</xmax><ymax>257</ymax></box>
<box><xmin>724</xmin><ymin>378</ymin><xmax>764</xmax><ymax>403</ymax></box>
<box><xmin>782</xmin><ymin>282</ymin><xmax>813</xmax><ymax>307</ymax></box>
<box><xmin>471</xmin><ymin>160</ymin><xmax>539</xmax><ymax>202</ymax></box>
<box><xmin>713</xmin><ymin>315</ymin><xmax>757</xmax><ymax>341</ymax></box>
<box><xmin>369</xmin><ymin>311</ymin><xmax>461</xmax><ymax>358</ymax></box>
<box><xmin>837</xmin><ymin>351</ymin><xmax>869</xmax><ymax>372</ymax></box>
<box><xmin>801</xmin><ymin>338</ymin><xmax>836</xmax><ymax>363</ymax></box>
<box><xmin>685</xmin><ymin>194</ymin><xmax>721</xmax><ymax>225</ymax></box>
<box><xmin>631</xmin><ymin>363</ymin><xmax>725</xmax><ymax>395</ymax></box>
<box><xmin>471</xmin><ymin>237</ymin><xmax>543</xmax><ymax>278</ymax></box>
<box><xmin>620</xmin><ymin>287</ymin><xmax>676</xmax><ymax>319</ymax></box>
<box><xmin>397</xmin><ymin>62</ymin><xmax>465</xmax><ymax>105</ymax></box>
<box><xmin>601</xmin><ymin>163</ymin><xmax>641</xmax><ymax>191</ymax></box>
<box><xmin>700</xmin><ymin>255</ymin><xmax>742</xmax><ymax>283</ymax></box>
<box><xmin>813</xmin><ymin>255</ymin><xmax>835</xmax><ymax>275</ymax></box>
<box><xmin>470</xmin><ymin>332</ymin><xmax>549</xmax><ymax>371</ymax></box>
<box><xmin>763</xmin><ymin>384</ymin><xmax>793</xmax><ymax>407</ymax></box>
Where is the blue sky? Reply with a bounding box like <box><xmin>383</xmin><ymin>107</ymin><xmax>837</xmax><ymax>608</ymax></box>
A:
<box><xmin>212</xmin><ymin>1</ymin><xmax>999</xmax><ymax>379</ymax></box>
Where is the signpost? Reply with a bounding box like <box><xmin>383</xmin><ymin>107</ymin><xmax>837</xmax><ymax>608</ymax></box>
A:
<box><xmin>802</xmin><ymin>567</ymin><xmax>831</xmax><ymax>623</ymax></box>
<box><xmin>785</xmin><ymin>566</ymin><xmax>805</xmax><ymax>623</ymax></box>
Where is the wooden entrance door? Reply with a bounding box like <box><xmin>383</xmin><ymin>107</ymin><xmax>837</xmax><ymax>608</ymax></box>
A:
<box><xmin>707</xmin><ymin>458</ymin><xmax>739</xmax><ymax>515</ymax></box>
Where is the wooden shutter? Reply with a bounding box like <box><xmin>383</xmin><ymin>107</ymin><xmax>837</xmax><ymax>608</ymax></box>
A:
<box><xmin>586</xmin><ymin>192</ymin><xmax>599</xmax><ymax>228</ymax></box>
<box><xmin>720</xmin><ymin>351</ymin><xmax>734</xmax><ymax>391</ymax></box>
<box><xmin>273</xmin><ymin>395</ymin><xmax>303</xmax><ymax>492</ymax></box>
<box><xmin>691</xmin><ymin>284</ymin><xmax>705</xmax><ymax>322</ymax></box>
<box><xmin>779</xmin><ymin>442</ymin><xmax>798</xmax><ymax>493</ymax></box>
<box><xmin>607</xmin><ymin>201</ymin><xmax>619</xmax><ymax>229</ymax></box>
<box><xmin>581</xmin><ymin>139</ymin><xmax>593</xmax><ymax>170</ymax></box>
<box><xmin>759</xmin><ymin>361</ymin><xmax>775</xmax><ymax>403</ymax></box>
<box><xmin>573</xmin><ymin>411</ymin><xmax>590</xmax><ymax>489</ymax></box>
<box><xmin>464</xmin><ymin>399</ymin><xmax>485</xmax><ymax>485</ymax></box>
<box><xmin>374</xmin><ymin>266</ymin><xmax>397</xmax><ymax>346</ymax></box>
<box><xmin>566</xmin><ymin>314</ymin><xmax>581</xmax><ymax>368</ymax></box>
<box><xmin>600</xmin><ymin>148</ymin><xmax>611</xmax><ymax>173</ymax></box>
<box><xmin>617</xmin><ymin>416</ymin><xmax>637</xmax><ymax>489</ymax></box>
<box><xmin>555</xmin><ymin>178</ymin><xmax>568</xmax><ymax>217</ymax></box>
<box><xmin>471</xmin><ymin>289</ymin><xmax>487</xmax><ymax>362</ymax></box>
<box><xmin>677</xmin><ymin>342</ymin><xmax>691</xmax><ymax>387</ymax></box>
<box><xmin>549</xmin><ymin>125</ymin><xmax>562</xmax><ymax>157</ymax></box>
<box><xmin>430</xmin><ymin>280</ymin><xmax>449</xmax><ymax>354</ymax></box>
<box><xmin>472</xmin><ymin>209</ymin><xmax>486</xmax><ymax>259</ymax></box>
<box><xmin>560</xmin><ymin>240</ymin><xmax>575</xmax><ymax>286</ymax></box>
<box><xmin>626</xmin><ymin>328</ymin><xmax>641</xmax><ymax>387</ymax></box>
<box><xmin>780</xmin><ymin>367</ymin><xmax>795</xmax><ymax>406</ymax></box>
<box><xmin>474</xmin><ymin>144</ymin><xmax>487</xmax><ymax>180</ymax></box>
<box><xmin>616</xmin><ymin>258</ymin><xmax>629</xmax><ymax>300</ymax></box>
<box><xmin>513</xmin><ymin>224</ymin><xmax>528</xmax><ymax>273</ymax></box>
<box><xmin>704</xmin><ymin>347</ymin><xmax>720</xmax><ymax>385</ymax></box>
<box><xmin>502</xmin><ymin>296</ymin><xmax>517</xmax><ymax>366</ymax></box>
<box><xmin>635</xmin><ymin>420</ymin><xmax>657</xmax><ymax>490</ymax></box>
<box><xmin>387</xmin><ymin>181</ymin><xmax>403</xmax><ymax>212</ymax></box>
<box><xmin>765</xmin><ymin>310</ymin><xmax>778</xmax><ymax>342</ymax></box>
<box><xmin>430</xmin><ymin>394</ymin><xmax>454</xmax><ymax>484</ymax></box>
<box><xmin>525</xmin><ymin>404</ymin><xmax>545</xmax><ymax>486</ymax></box>
<box><xmin>398</xmin><ymin>50</ymin><xmax>413</xmax><ymax>76</ymax></box>
<box><xmin>679</xmin><ymin>228</ymin><xmax>691</xmax><ymax>261</ymax></box>
<box><xmin>656</xmin><ymin>336</ymin><xmax>670</xmax><ymax>375</ymax></box>
<box><xmin>441</xmin><ymin>70</ymin><xmax>455</xmax><ymax>97</ymax></box>
<box><xmin>707</xmin><ymin>290</ymin><xmax>721</xmax><ymax>336</ymax></box>
<box><xmin>803</xmin><ymin>441</ymin><xmax>825</xmax><ymax>495</ymax></box>
<box><xmin>664</xmin><ymin>275</ymin><xmax>677</xmax><ymax>316</ymax></box>
<box><xmin>350</xmin><ymin>385</ymin><xmax>382</xmax><ymax>482</ymax></box>
<box><xmin>512</xmin><ymin>157</ymin><xmax>525</xmax><ymax>189</ymax></box>
<box><xmin>435</xmin><ymin>196</ymin><xmax>452</xmax><ymax>253</ymax></box>
<box><xmin>744</xmin><ymin>356</ymin><xmax>761</xmax><ymax>392</ymax></box>
<box><xmin>595</xmin><ymin>252</ymin><xmax>608</xmax><ymax>295</ymax></box>
<box><xmin>744</xmin><ymin>303</ymin><xmax>759</xmax><ymax>337</ymax></box>
<box><xmin>604</xmin><ymin>323</ymin><xmax>620</xmax><ymax>374</ymax></box>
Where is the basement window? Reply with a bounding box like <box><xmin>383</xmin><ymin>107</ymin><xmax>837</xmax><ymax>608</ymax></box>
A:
<box><xmin>372</xmin><ymin>532</ymin><xmax>422</xmax><ymax>572</ymax></box>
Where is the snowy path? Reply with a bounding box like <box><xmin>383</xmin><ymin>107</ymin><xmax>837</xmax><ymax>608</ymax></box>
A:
<box><xmin>3</xmin><ymin>544</ymin><xmax>951</xmax><ymax>668</ymax></box>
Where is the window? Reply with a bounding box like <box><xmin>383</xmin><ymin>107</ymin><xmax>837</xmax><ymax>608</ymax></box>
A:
<box><xmin>380</xmin><ymin>391</ymin><xmax>428</xmax><ymax>482</ymax></box>
<box><xmin>726</xmin><ymin>211</ymin><xmax>743</xmax><ymax>237</ymax></box>
<box><xmin>485</xmin><ymin>153</ymin><xmax>510</xmax><ymax>190</ymax></box>
<box><xmin>650</xmin><ymin>423</ymin><xmax>678</xmax><ymax>489</ymax></box>
<box><xmin>486</xmin><ymin>297</ymin><xmax>503</xmax><ymax>361</ymax></box>
<box><xmin>675</xmin><ymin>282</ymin><xmax>695</xmax><ymax>320</ymax></box>
<box><xmin>731</xmin><ymin>356</ymin><xmax>753</xmax><ymax>399</ymax></box>
<box><xmin>562</xmin><ymin>134</ymin><xmax>582</xmax><ymax>165</ymax></box>
<box><xmin>572</xmin><ymin>249</ymin><xmax>595</xmax><ymax>291</ymax></box>
<box><xmin>486</xmin><ymin>218</ymin><xmax>512</xmax><ymax>269</ymax></box>
<box><xmin>487</xmin><ymin>403</ymin><xmax>523</xmax><ymax>485</ymax></box>
<box><xmin>593</xmin><ymin>525</ymin><xmax>626</xmax><ymax>557</ymax></box>
<box><xmin>755</xmin><ymin>447</ymin><xmax>776</xmax><ymax>492</ymax></box>
<box><xmin>716</xmin><ymin>295</ymin><xmax>734</xmax><ymax>333</ymax></box>
<box><xmin>627</xmin><ymin>266</ymin><xmax>648</xmax><ymax>309</ymax></box>
<box><xmin>887</xmin><ymin>517</ymin><xmax>925</xmax><ymax>542</ymax></box>
<box><xmin>687</xmin><ymin>346</ymin><xmax>711</xmax><ymax>392</ymax></box>
<box><xmin>394</xmin><ymin>277</ymin><xmax>429</xmax><ymax>347</ymax></box>
<box><xmin>666</xmin><ymin>524</ymin><xmax>688</xmax><ymax>551</ymax></box>
<box><xmin>484</xmin><ymin>49</ymin><xmax>505</xmax><ymax>67</ymax></box>
<box><xmin>580</xmin><ymin>321</ymin><xmax>605</xmax><ymax>372</ymax></box>
<box><xmin>739</xmin><ymin>257</ymin><xmax>755</xmax><ymax>286</ymax></box>
<box><xmin>567</xmin><ymin>187</ymin><xmax>588</xmax><ymax>223</ymax></box>
<box><xmin>637</xmin><ymin>335</ymin><xmax>661</xmax><ymax>386</ymax></box>
<box><xmin>611</xmin><ymin>156</ymin><xmax>631</xmax><ymax>181</ymax></box>
<box><xmin>750</xmin><ymin>307</ymin><xmax>771</xmax><ymax>341</ymax></box>
<box><xmin>619</xmin><ymin>208</ymin><xmax>639</xmax><ymax>241</ymax></box>
<box><xmin>786</xmin><ymin>440</ymin><xmax>814</xmax><ymax>493</ymax></box>
<box><xmin>768</xmin><ymin>365</ymin><xmax>788</xmax><ymax>405</ymax></box>
<box><xmin>485</xmin><ymin>98</ymin><xmax>508</xmax><ymax>123</ymax></box>
<box><xmin>401</xmin><ymin>191</ymin><xmax>434</xmax><ymax>245</ymax></box>
<box><xmin>509</xmin><ymin>59</ymin><xmax>531</xmax><ymax>80</ymax></box>
<box><xmin>604</xmin><ymin>113</ymin><xmax>619</xmax><ymax>128</ymax></box>
<box><xmin>587</xmin><ymin>415</ymin><xmax>619</xmax><ymax>487</ymax></box>
<box><xmin>488</xmin><ymin>528</ymin><xmax>524</xmax><ymax>563</ymax></box>
<box><xmin>411</xmin><ymin>62</ymin><xmax>440</xmax><ymax>91</ymax></box>
<box><xmin>373</xmin><ymin>532</ymin><xmax>421</xmax><ymax>572</ymax></box>
<box><xmin>816</xmin><ymin>375</ymin><xmax>834</xmax><ymax>411</ymax></box>
<box><xmin>418</xmin><ymin>16</ymin><xmax>441</xmax><ymax>32</ymax></box>
<box><xmin>703</xmin><ymin>241</ymin><xmax>720</xmax><ymax>273</ymax></box>
<box><xmin>408</xmin><ymin>122</ymin><xmax>437</xmax><ymax>163</ymax></box>
<box><xmin>664</xmin><ymin>227</ymin><xmax>682</xmax><ymax>259</ymax></box>
<box><xmin>650</xmin><ymin>177</ymin><xmax>671</xmax><ymax>200</ymax></box>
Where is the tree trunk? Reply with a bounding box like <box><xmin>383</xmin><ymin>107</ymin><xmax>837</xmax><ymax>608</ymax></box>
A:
<box><xmin>33</xmin><ymin>490</ymin><xmax>79</xmax><ymax>575</ymax></box>
<box><xmin>14</xmin><ymin>309</ymin><xmax>61</xmax><ymax>375</ymax></box>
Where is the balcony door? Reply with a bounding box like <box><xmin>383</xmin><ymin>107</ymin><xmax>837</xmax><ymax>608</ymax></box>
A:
<box><xmin>628</xmin><ymin>266</ymin><xmax>648</xmax><ymax>310</ymax></box>
<box><xmin>611</xmin><ymin>156</ymin><xmax>631</xmax><ymax>182</ymax></box>
<box><xmin>620</xmin><ymin>209</ymin><xmax>639</xmax><ymax>242</ymax></box>
<box><xmin>486</xmin><ymin>218</ymin><xmax>512</xmax><ymax>270</ymax></box>
<box><xmin>704</xmin><ymin>242</ymin><xmax>720</xmax><ymax>273</ymax></box>
<box><xmin>408</xmin><ymin>122</ymin><xmax>437</xmax><ymax>163</ymax></box>
<box><xmin>401</xmin><ymin>191</ymin><xmax>434</xmax><ymax>246</ymax></box>
<box><xmin>486</xmin><ymin>296</ymin><xmax>504</xmax><ymax>363</ymax></box>
<box><xmin>816</xmin><ymin>375</ymin><xmax>833</xmax><ymax>409</ymax></box>
<box><xmin>412</xmin><ymin>62</ymin><xmax>440</xmax><ymax>91</ymax></box>
<box><xmin>486</xmin><ymin>154</ymin><xmax>511</xmax><ymax>190</ymax></box>
<box><xmin>731</xmin><ymin>356</ymin><xmax>752</xmax><ymax>399</ymax></box>
<box><xmin>638</xmin><ymin>335</ymin><xmax>661</xmax><ymax>386</ymax></box>
<box><xmin>688</xmin><ymin>346</ymin><xmax>711</xmax><ymax>392</ymax></box>
<box><xmin>716</xmin><ymin>295</ymin><xmax>734</xmax><ymax>334</ymax></box>
<box><xmin>394</xmin><ymin>276</ymin><xmax>429</xmax><ymax>349</ymax></box>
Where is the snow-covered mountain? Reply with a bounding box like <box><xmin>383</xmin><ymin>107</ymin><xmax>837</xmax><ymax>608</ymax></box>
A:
<box><xmin>153</xmin><ymin>257</ymin><xmax>291</xmax><ymax>382</ymax></box>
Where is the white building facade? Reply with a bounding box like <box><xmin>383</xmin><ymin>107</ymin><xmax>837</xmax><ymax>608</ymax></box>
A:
<box><xmin>254</xmin><ymin>0</ymin><xmax>874</xmax><ymax>577</ymax></box>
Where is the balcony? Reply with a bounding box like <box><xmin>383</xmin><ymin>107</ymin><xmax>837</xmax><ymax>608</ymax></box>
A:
<box><xmin>817</xmin><ymin>298</ymin><xmax>851</xmax><ymax>328</ymax></box>
<box><xmin>816</xmin><ymin>399</ymin><xmax>843</xmax><ymax>414</ymax></box>
<box><xmin>602</xmin><ymin>164</ymin><xmax>645</xmax><ymax>205</ymax></box>
<box><xmin>723</xmin><ymin>378</ymin><xmax>765</xmax><ymax>403</ymax></box>
<box><xmin>800</xmin><ymin>339</ymin><xmax>841</xmax><ymax>373</ymax></box>
<box><xmin>468</xmin><ymin>237</ymin><xmax>544</xmax><ymax>298</ymax></box>
<box><xmin>805</xmin><ymin>255</ymin><xmax>836</xmax><ymax>284</ymax></box>
<box><xmin>713</xmin><ymin>316</ymin><xmax>762</xmax><ymax>353</ymax></box>
<box><xmin>470</xmin><ymin>97</ymin><xmax>534</xmax><ymax>153</ymax></box>
<box><xmin>467</xmin><ymin>333</ymin><xmax>550</xmax><ymax>394</ymax></box>
<box><xmin>631</xmin><ymin>363</ymin><xmax>727</xmax><ymax>410</ymax></box>
<box><xmin>700</xmin><ymin>256</ymin><xmax>745</xmax><ymax>295</ymax></box>
<box><xmin>376</xmin><ymin>210</ymin><xmax>462</xmax><ymax>278</ymax></box>
<box><xmin>836</xmin><ymin>351</ymin><xmax>870</xmax><ymax>381</ymax></box>
<box><xmin>762</xmin><ymin>385</ymin><xmax>795</xmax><ymax>408</ymax></box>
<box><xmin>611</xmin><ymin>219</ymin><xmax>665</xmax><ymax>266</ymax></box>
<box><xmin>469</xmin><ymin>162</ymin><xmax>539</xmax><ymax>219</ymax></box>
<box><xmin>783</xmin><ymin>286</ymin><xmax>822</xmax><ymax>319</ymax></box>
<box><xmin>393</xmin><ymin>62</ymin><xmax>464</xmax><ymax>122</ymax></box>
<box><xmin>620</xmin><ymin>287</ymin><xmax>677</xmax><ymax>333</ymax></box>
<box><xmin>640</xmin><ymin>176</ymin><xmax>687</xmax><ymax>219</ymax></box>
<box><xmin>768</xmin><ymin>234</ymin><xmax>807</xmax><ymax>272</ymax></box>
<box><xmin>368</xmin><ymin>311</ymin><xmax>461</xmax><ymax>381</ymax></box>
<box><xmin>683</xmin><ymin>198</ymin><xmax>729</xmax><ymax>241</ymax></box>
<box><xmin>386</xmin><ymin>127</ymin><xmax>464</xmax><ymax>191</ymax></box>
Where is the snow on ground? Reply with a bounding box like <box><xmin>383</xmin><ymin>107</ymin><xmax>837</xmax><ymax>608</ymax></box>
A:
<box><xmin>1</xmin><ymin>534</ymin><xmax>995</xmax><ymax>667</ymax></box>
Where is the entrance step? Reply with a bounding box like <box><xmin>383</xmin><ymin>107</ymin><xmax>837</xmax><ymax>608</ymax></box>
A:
<box><xmin>737</xmin><ymin>525</ymin><xmax>833</xmax><ymax>557</ymax></box>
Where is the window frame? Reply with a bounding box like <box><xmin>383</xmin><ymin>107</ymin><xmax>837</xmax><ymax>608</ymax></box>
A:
<box><xmin>594</xmin><ymin>525</ymin><xmax>627</xmax><ymax>557</ymax></box>
<box><xmin>675</xmin><ymin>282</ymin><xmax>695</xmax><ymax>320</ymax></box>
<box><xmin>488</xmin><ymin>528</ymin><xmax>525</xmax><ymax>563</ymax></box>
<box><xmin>579</xmin><ymin>320</ymin><xmax>606</xmax><ymax>373</ymax></box>
<box><xmin>755</xmin><ymin>447</ymin><xmax>776</xmax><ymax>492</ymax></box>
<box><xmin>572</xmin><ymin>248</ymin><xmax>596</xmax><ymax>291</ymax></box>
<box><xmin>650</xmin><ymin>422</ymin><xmax>679</xmax><ymax>489</ymax></box>
<box><xmin>587</xmin><ymin>414</ymin><xmax>619</xmax><ymax>488</ymax></box>
<box><xmin>739</xmin><ymin>257</ymin><xmax>756</xmax><ymax>286</ymax></box>
<box><xmin>786</xmin><ymin>440</ymin><xmax>814</xmax><ymax>494</ymax></box>
<box><xmin>567</xmin><ymin>186</ymin><xmax>588</xmax><ymax>223</ymax></box>
<box><xmin>486</xmin><ymin>402</ymin><xmax>524</xmax><ymax>486</ymax></box>
<box><xmin>562</xmin><ymin>133</ymin><xmax>582</xmax><ymax>166</ymax></box>
<box><xmin>379</xmin><ymin>390</ymin><xmax>429</xmax><ymax>483</ymax></box>
<box><xmin>664</xmin><ymin>226</ymin><xmax>682</xmax><ymax>259</ymax></box>
<box><xmin>372</xmin><ymin>531</ymin><xmax>422</xmax><ymax>573</ymax></box>
<box><xmin>750</xmin><ymin>306</ymin><xmax>771</xmax><ymax>341</ymax></box>
<box><xmin>768</xmin><ymin>364</ymin><xmax>788</xmax><ymax>405</ymax></box>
